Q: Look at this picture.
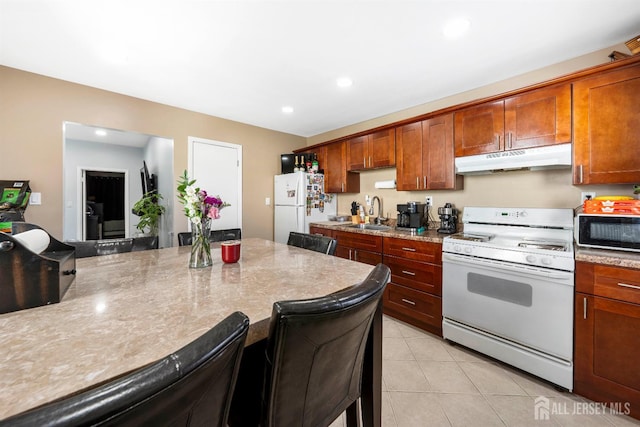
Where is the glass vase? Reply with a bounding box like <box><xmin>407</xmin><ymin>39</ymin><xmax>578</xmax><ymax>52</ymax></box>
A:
<box><xmin>189</xmin><ymin>217</ymin><xmax>212</xmax><ymax>268</ymax></box>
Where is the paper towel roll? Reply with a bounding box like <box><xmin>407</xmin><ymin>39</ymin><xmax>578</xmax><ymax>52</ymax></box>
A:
<box><xmin>12</xmin><ymin>229</ymin><xmax>50</xmax><ymax>254</ymax></box>
<box><xmin>374</xmin><ymin>180</ymin><xmax>396</xmax><ymax>189</ymax></box>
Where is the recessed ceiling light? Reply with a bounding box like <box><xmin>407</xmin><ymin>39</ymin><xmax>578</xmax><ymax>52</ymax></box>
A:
<box><xmin>336</xmin><ymin>77</ymin><xmax>353</xmax><ymax>88</ymax></box>
<box><xmin>442</xmin><ymin>18</ymin><xmax>471</xmax><ymax>39</ymax></box>
<box><xmin>95</xmin><ymin>129</ymin><xmax>107</xmax><ymax>136</ymax></box>
<box><xmin>282</xmin><ymin>106</ymin><xmax>294</xmax><ymax>114</ymax></box>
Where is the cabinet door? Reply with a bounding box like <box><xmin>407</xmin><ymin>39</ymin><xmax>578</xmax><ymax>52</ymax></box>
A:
<box><xmin>346</xmin><ymin>135</ymin><xmax>368</xmax><ymax>171</ymax></box>
<box><xmin>335</xmin><ymin>230</ymin><xmax>382</xmax><ymax>253</ymax></box>
<box><xmin>396</xmin><ymin>122</ymin><xmax>423</xmax><ymax>191</ymax></box>
<box><xmin>573</xmin><ymin>65</ymin><xmax>640</xmax><ymax>184</ymax></box>
<box><xmin>454</xmin><ymin>100</ymin><xmax>504</xmax><ymax>157</ymax></box>
<box><xmin>324</xmin><ymin>142</ymin><xmax>360</xmax><ymax>193</ymax></box>
<box><xmin>504</xmin><ymin>83</ymin><xmax>571</xmax><ymax>150</ymax></box>
<box><xmin>384</xmin><ymin>283</ymin><xmax>442</xmax><ymax>336</ymax></box>
<box><xmin>369</xmin><ymin>129</ymin><xmax>396</xmax><ymax>168</ymax></box>
<box><xmin>422</xmin><ymin>114</ymin><xmax>459</xmax><ymax>190</ymax></box>
<box><xmin>575</xmin><ymin>293</ymin><xmax>640</xmax><ymax>418</ymax></box>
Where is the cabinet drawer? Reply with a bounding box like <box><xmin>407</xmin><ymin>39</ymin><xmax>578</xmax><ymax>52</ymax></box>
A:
<box><xmin>384</xmin><ymin>283</ymin><xmax>442</xmax><ymax>330</ymax></box>
<box><xmin>577</xmin><ymin>262</ymin><xmax>640</xmax><ymax>304</ymax></box>
<box><xmin>309</xmin><ymin>226</ymin><xmax>334</xmax><ymax>238</ymax></box>
<box><xmin>335</xmin><ymin>246</ymin><xmax>382</xmax><ymax>266</ymax></box>
<box><xmin>383</xmin><ymin>237</ymin><xmax>441</xmax><ymax>264</ymax></box>
<box><xmin>594</xmin><ymin>264</ymin><xmax>640</xmax><ymax>305</ymax></box>
<box><xmin>336</xmin><ymin>231</ymin><xmax>383</xmax><ymax>252</ymax></box>
<box><xmin>384</xmin><ymin>255</ymin><xmax>441</xmax><ymax>296</ymax></box>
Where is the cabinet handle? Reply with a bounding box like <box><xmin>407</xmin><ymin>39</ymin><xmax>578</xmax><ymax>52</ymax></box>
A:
<box><xmin>583</xmin><ymin>297</ymin><xmax>587</xmax><ymax>320</ymax></box>
<box><xmin>401</xmin><ymin>298</ymin><xmax>416</xmax><ymax>306</ymax></box>
<box><xmin>363</xmin><ymin>157</ymin><xmax>366</xmax><ymax>168</ymax></box>
<box><xmin>369</xmin><ymin>156</ymin><xmax>371</xmax><ymax>167</ymax></box>
<box><xmin>416</xmin><ymin>177</ymin><xmax>419</xmax><ymax>189</ymax></box>
<box><xmin>423</xmin><ymin>176</ymin><xmax>426</xmax><ymax>189</ymax></box>
<box><xmin>618</xmin><ymin>282</ymin><xmax>640</xmax><ymax>290</ymax></box>
<box><xmin>508</xmin><ymin>133</ymin><xmax>512</xmax><ymax>148</ymax></box>
<box><xmin>401</xmin><ymin>270</ymin><xmax>416</xmax><ymax>276</ymax></box>
<box><xmin>401</xmin><ymin>247</ymin><xmax>417</xmax><ymax>252</ymax></box>
<box><xmin>341</xmin><ymin>182</ymin><xmax>345</xmax><ymax>192</ymax></box>
<box><xmin>348</xmin><ymin>249</ymin><xmax>352</xmax><ymax>260</ymax></box>
<box><xmin>578</xmin><ymin>165</ymin><xmax>583</xmax><ymax>184</ymax></box>
<box><xmin>353</xmin><ymin>249</ymin><xmax>358</xmax><ymax>261</ymax></box>
<box><xmin>495</xmin><ymin>134</ymin><xmax>500</xmax><ymax>146</ymax></box>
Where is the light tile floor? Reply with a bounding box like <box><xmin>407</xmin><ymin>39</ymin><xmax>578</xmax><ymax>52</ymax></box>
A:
<box><xmin>330</xmin><ymin>315</ymin><xmax>640</xmax><ymax>427</ymax></box>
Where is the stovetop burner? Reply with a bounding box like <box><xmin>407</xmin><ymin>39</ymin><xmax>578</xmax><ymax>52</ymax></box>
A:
<box><xmin>449</xmin><ymin>233</ymin><xmax>494</xmax><ymax>242</ymax></box>
<box><xmin>517</xmin><ymin>239</ymin><xmax>568</xmax><ymax>252</ymax></box>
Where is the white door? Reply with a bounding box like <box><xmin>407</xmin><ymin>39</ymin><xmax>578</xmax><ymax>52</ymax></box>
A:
<box><xmin>188</xmin><ymin>137</ymin><xmax>242</xmax><ymax>232</ymax></box>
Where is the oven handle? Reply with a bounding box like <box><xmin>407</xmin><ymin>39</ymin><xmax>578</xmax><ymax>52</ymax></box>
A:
<box><xmin>442</xmin><ymin>252</ymin><xmax>574</xmax><ymax>282</ymax></box>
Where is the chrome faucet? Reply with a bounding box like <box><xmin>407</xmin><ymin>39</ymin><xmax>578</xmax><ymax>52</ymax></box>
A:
<box><xmin>369</xmin><ymin>196</ymin><xmax>385</xmax><ymax>225</ymax></box>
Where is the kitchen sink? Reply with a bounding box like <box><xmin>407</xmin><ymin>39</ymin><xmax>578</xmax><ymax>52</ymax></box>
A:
<box><xmin>345</xmin><ymin>223</ymin><xmax>392</xmax><ymax>231</ymax></box>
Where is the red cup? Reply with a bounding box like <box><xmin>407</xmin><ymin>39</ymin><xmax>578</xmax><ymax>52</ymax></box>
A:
<box><xmin>221</xmin><ymin>240</ymin><xmax>241</xmax><ymax>263</ymax></box>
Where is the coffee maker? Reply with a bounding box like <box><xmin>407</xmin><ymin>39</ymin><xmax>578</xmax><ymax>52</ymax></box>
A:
<box><xmin>437</xmin><ymin>203</ymin><xmax>458</xmax><ymax>234</ymax></box>
<box><xmin>397</xmin><ymin>202</ymin><xmax>427</xmax><ymax>230</ymax></box>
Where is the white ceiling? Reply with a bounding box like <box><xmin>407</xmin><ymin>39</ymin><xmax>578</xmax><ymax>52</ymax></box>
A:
<box><xmin>1</xmin><ymin>1</ymin><xmax>639</xmax><ymax>138</ymax></box>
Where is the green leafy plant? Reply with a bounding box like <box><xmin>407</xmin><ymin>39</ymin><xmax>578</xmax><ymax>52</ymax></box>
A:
<box><xmin>132</xmin><ymin>192</ymin><xmax>166</xmax><ymax>235</ymax></box>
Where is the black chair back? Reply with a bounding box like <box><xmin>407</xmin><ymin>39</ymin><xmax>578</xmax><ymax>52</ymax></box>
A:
<box><xmin>262</xmin><ymin>264</ymin><xmax>390</xmax><ymax>427</ymax></box>
<box><xmin>178</xmin><ymin>228</ymin><xmax>241</xmax><ymax>246</ymax></box>
<box><xmin>287</xmin><ymin>231</ymin><xmax>336</xmax><ymax>255</ymax></box>
<box><xmin>1</xmin><ymin>312</ymin><xmax>250</xmax><ymax>427</ymax></box>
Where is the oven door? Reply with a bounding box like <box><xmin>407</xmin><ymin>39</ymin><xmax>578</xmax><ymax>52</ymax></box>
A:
<box><xmin>442</xmin><ymin>252</ymin><xmax>574</xmax><ymax>360</ymax></box>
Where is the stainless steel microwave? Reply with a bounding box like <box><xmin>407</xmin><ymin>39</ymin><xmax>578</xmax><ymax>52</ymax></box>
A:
<box><xmin>575</xmin><ymin>213</ymin><xmax>640</xmax><ymax>252</ymax></box>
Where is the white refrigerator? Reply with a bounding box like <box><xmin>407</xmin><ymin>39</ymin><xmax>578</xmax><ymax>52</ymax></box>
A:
<box><xmin>274</xmin><ymin>172</ymin><xmax>337</xmax><ymax>244</ymax></box>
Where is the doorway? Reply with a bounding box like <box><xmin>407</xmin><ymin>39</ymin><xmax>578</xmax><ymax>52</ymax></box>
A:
<box><xmin>82</xmin><ymin>170</ymin><xmax>126</xmax><ymax>240</ymax></box>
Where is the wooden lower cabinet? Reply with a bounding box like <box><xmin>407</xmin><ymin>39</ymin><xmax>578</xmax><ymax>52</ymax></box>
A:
<box><xmin>382</xmin><ymin>237</ymin><xmax>442</xmax><ymax>336</ymax></box>
<box><xmin>334</xmin><ymin>230</ymin><xmax>382</xmax><ymax>266</ymax></box>
<box><xmin>574</xmin><ymin>261</ymin><xmax>640</xmax><ymax>420</ymax></box>
<box><xmin>309</xmin><ymin>226</ymin><xmax>334</xmax><ymax>239</ymax></box>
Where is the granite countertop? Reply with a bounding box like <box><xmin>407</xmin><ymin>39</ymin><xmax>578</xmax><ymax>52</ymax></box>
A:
<box><xmin>311</xmin><ymin>220</ymin><xmax>452</xmax><ymax>244</ymax></box>
<box><xmin>0</xmin><ymin>238</ymin><xmax>373</xmax><ymax>420</ymax></box>
<box><xmin>575</xmin><ymin>246</ymin><xmax>640</xmax><ymax>270</ymax></box>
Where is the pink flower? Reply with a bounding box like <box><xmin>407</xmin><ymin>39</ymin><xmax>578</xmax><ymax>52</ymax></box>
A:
<box><xmin>207</xmin><ymin>206</ymin><xmax>220</xmax><ymax>219</ymax></box>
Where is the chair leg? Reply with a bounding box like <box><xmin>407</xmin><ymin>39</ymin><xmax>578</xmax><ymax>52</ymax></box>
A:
<box><xmin>345</xmin><ymin>400</ymin><xmax>360</xmax><ymax>427</ymax></box>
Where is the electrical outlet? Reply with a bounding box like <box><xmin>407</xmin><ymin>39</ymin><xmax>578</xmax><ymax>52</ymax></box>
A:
<box><xmin>425</xmin><ymin>196</ymin><xmax>433</xmax><ymax>207</ymax></box>
<box><xmin>581</xmin><ymin>192</ymin><xmax>596</xmax><ymax>203</ymax></box>
<box><xmin>365</xmin><ymin>195</ymin><xmax>371</xmax><ymax>206</ymax></box>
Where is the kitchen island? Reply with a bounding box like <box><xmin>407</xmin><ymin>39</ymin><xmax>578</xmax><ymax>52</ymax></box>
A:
<box><xmin>0</xmin><ymin>238</ymin><xmax>376</xmax><ymax>422</ymax></box>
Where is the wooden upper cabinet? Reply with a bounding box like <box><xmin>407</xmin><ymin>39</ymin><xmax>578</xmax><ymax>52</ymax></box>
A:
<box><xmin>504</xmin><ymin>84</ymin><xmax>571</xmax><ymax>150</ymax></box>
<box><xmin>346</xmin><ymin>129</ymin><xmax>395</xmax><ymax>171</ymax></box>
<box><xmin>454</xmin><ymin>83</ymin><xmax>571</xmax><ymax>157</ymax></box>
<box><xmin>324</xmin><ymin>141</ymin><xmax>360</xmax><ymax>193</ymax></box>
<box><xmin>454</xmin><ymin>100</ymin><xmax>504</xmax><ymax>157</ymax></box>
<box><xmin>396</xmin><ymin>115</ymin><xmax>461</xmax><ymax>191</ymax></box>
<box><xmin>396</xmin><ymin>122</ymin><xmax>424</xmax><ymax>190</ymax></box>
<box><xmin>346</xmin><ymin>135</ymin><xmax>368</xmax><ymax>170</ymax></box>
<box><xmin>573</xmin><ymin>64</ymin><xmax>640</xmax><ymax>184</ymax></box>
<box><xmin>422</xmin><ymin>114</ymin><xmax>460</xmax><ymax>190</ymax></box>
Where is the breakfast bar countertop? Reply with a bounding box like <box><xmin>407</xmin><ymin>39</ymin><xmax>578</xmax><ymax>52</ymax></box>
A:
<box><xmin>0</xmin><ymin>238</ymin><xmax>373</xmax><ymax>420</ymax></box>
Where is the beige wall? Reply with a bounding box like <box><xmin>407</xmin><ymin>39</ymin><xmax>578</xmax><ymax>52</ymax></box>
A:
<box><xmin>0</xmin><ymin>66</ymin><xmax>305</xmax><ymax>241</ymax></box>
<box><xmin>306</xmin><ymin>43</ymin><xmax>635</xmax><ymax>218</ymax></box>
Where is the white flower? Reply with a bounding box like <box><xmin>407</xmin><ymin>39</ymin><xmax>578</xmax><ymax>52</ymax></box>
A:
<box><xmin>185</xmin><ymin>186</ymin><xmax>197</xmax><ymax>197</ymax></box>
<box><xmin>190</xmin><ymin>216</ymin><xmax>200</xmax><ymax>224</ymax></box>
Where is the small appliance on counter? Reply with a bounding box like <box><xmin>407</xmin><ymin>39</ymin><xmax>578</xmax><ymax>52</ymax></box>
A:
<box><xmin>437</xmin><ymin>203</ymin><xmax>458</xmax><ymax>234</ymax></box>
<box><xmin>397</xmin><ymin>202</ymin><xmax>427</xmax><ymax>230</ymax></box>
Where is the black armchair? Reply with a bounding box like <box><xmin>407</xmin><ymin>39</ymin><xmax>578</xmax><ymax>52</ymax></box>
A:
<box><xmin>178</xmin><ymin>228</ymin><xmax>242</xmax><ymax>246</ymax></box>
<box><xmin>287</xmin><ymin>231</ymin><xmax>336</xmax><ymax>255</ymax></box>
<box><xmin>0</xmin><ymin>311</ymin><xmax>250</xmax><ymax>427</ymax></box>
<box><xmin>261</xmin><ymin>263</ymin><xmax>390</xmax><ymax>426</ymax></box>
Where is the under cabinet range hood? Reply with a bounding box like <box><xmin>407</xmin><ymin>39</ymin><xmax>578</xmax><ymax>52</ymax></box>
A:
<box><xmin>455</xmin><ymin>143</ymin><xmax>572</xmax><ymax>175</ymax></box>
